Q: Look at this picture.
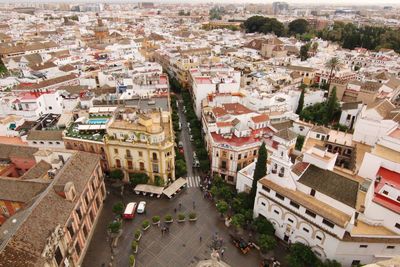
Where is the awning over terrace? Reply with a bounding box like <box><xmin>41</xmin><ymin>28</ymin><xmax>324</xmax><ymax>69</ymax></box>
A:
<box><xmin>163</xmin><ymin>178</ymin><xmax>187</xmax><ymax>198</ymax></box>
<box><xmin>134</xmin><ymin>184</ymin><xmax>164</xmax><ymax>198</ymax></box>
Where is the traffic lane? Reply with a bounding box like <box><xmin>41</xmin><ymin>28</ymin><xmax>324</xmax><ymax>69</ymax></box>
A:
<box><xmin>177</xmin><ymin>99</ymin><xmax>194</xmax><ymax>177</ymax></box>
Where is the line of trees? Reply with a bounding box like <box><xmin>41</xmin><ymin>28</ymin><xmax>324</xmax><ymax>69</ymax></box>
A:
<box><xmin>243</xmin><ymin>16</ymin><xmax>400</xmax><ymax>53</ymax></box>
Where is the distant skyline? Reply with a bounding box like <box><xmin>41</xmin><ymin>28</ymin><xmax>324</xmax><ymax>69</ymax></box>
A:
<box><xmin>0</xmin><ymin>0</ymin><xmax>399</xmax><ymax>6</ymax></box>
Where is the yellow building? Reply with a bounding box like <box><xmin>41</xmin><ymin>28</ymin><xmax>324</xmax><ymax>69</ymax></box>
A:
<box><xmin>104</xmin><ymin>108</ymin><xmax>175</xmax><ymax>184</ymax></box>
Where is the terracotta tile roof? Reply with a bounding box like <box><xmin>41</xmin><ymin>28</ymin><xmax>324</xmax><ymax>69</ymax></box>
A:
<box><xmin>298</xmin><ymin>165</ymin><xmax>359</xmax><ymax>208</ymax></box>
<box><xmin>26</xmin><ymin>130</ymin><xmax>63</xmax><ymax>141</ymax></box>
<box><xmin>0</xmin><ymin>177</ymin><xmax>49</xmax><ymax>202</ymax></box>
<box><xmin>292</xmin><ymin>162</ymin><xmax>310</xmax><ymax>176</ymax></box>
<box><xmin>251</xmin><ymin>114</ymin><xmax>269</xmax><ymax>123</ymax></box>
<box><xmin>0</xmin><ymin>144</ymin><xmax>38</xmax><ymax>160</ymax></box>
<box><xmin>0</xmin><ymin>152</ymin><xmax>100</xmax><ymax>267</ymax></box>
<box><xmin>259</xmin><ymin>178</ymin><xmax>351</xmax><ymax>227</ymax></box>
<box><xmin>367</xmin><ymin>99</ymin><xmax>395</xmax><ymax>118</ymax></box>
<box><xmin>13</xmin><ymin>74</ymin><xmax>78</xmax><ymax>91</ymax></box>
<box><xmin>20</xmin><ymin>160</ymin><xmax>52</xmax><ymax>181</ymax></box>
<box><xmin>222</xmin><ymin>103</ymin><xmax>252</xmax><ymax>115</ymax></box>
<box><xmin>274</xmin><ymin>128</ymin><xmax>297</xmax><ymax>141</ymax></box>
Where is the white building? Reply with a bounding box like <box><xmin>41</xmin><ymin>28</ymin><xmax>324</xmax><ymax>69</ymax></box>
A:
<box><xmin>250</xmin><ymin>140</ymin><xmax>400</xmax><ymax>266</ymax></box>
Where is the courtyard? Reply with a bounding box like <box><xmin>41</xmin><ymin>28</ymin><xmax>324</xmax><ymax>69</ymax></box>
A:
<box><xmin>83</xmin><ymin>184</ymin><xmax>288</xmax><ymax>267</ymax></box>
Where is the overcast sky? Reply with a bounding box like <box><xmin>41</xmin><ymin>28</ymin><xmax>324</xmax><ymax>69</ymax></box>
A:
<box><xmin>1</xmin><ymin>0</ymin><xmax>399</xmax><ymax>5</ymax></box>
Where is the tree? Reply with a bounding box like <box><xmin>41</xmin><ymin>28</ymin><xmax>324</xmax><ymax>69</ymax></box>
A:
<box><xmin>325</xmin><ymin>86</ymin><xmax>339</xmax><ymax>125</ymax></box>
<box><xmin>154</xmin><ymin>175</ymin><xmax>164</xmax><ymax>186</ymax></box>
<box><xmin>296</xmin><ymin>88</ymin><xmax>305</xmax><ymax>114</ymax></box>
<box><xmin>112</xmin><ymin>201</ymin><xmax>124</xmax><ymax>215</ymax></box>
<box><xmin>175</xmin><ymin>159</ymin><xmax>187</xmax><ymax>177</ymax></box>
<box><xmin>322</xmin><ymin>259</ymin><xmax>342</xmax><ymax>267</ymax></box>
<box><xmin>286</xmin><ymin>243</ymin><xmax>321</xmax><ymax>267</ymax></box>
<box><xmin>250</xmin><ymin>142</ymin><xmax>267</xmax><ymax>201</ymax></box>
<box><xmin>295</xmin><ymin>135</ymin><xmax>305</xmax><ymax>151</ymax></box>
<box><xmin>288</xmin><ymin>19</ymin><xmax>309</xmax><ymax>35</ymax></box>
<box><xmin>231</xmin><ymin>213</ymin><xmax>246</xmax><ymax>229</ymax></box>
<box><xmin>324</xmin><ymin>57</ymin><xmax>342</xmax><ymax>89</ymax></box>
<box><xmin>108</xmin><ymin>221</ymin><xmax>122</xmax><ymax>233</ymax></box>
<box><xmin>253</xmin><ymin>216</ymin><xmax>275</xmax><ymax>235</ymax></box>
<box><xmin>258</xmin><ymin>234</ymin><xmax>277</xmax><ymax>253</ymax></box>
<box><xmin>129</xmin><ymin>173</ymin><xmax>149</xmax><ymax>186</ymax></box>
<box><xmin>299</xmin><ymin>44</ymin><xmax>310</xmax><ymax>61</ymax></box>
<box><xmin>109</xmin><ymin>169</ymin><xmax>124</xmax><ymax>180</ymax></box>
<box><xmin>243</xmin><ymin>16</ymin><xmax>285</xmax><ymax>36</ymax></box>
<box><xmin>216</xmin><ymin>200</ymin><xmax>229</xmax><ymax>216</ymax></box>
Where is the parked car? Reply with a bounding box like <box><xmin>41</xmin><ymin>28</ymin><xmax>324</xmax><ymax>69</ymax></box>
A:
<box><xmin>123</xmin><ymin>202</ymin><xmax>137</xmax><ymax>219</ymax></box>
<box><xmin>193</xmin><ymin>159</ymin><xmax>200</xmax><ymax>168</ymax></box>
<box><xmin>137</xmin><ymin>201</ymin><xmax>146</xmax><ymax>214</ymax></box>
<box><xmin>179</xmin><ymin>148</ymin><xmax>184</xmax><ymax>154</ymax></box>
<box><xmin>178</xmin><ymin>141</ymin><xmax>183</xmax><ymax>148</ymax></box>
<box><xmin>190</xmin><ymin>135</ymin><xmax>194</xmax><ymax>141</ymax></box>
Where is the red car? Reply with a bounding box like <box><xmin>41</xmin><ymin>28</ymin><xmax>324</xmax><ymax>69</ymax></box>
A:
<box><xmin>179</xmin><ymin>148</ymin><xmax>184</xmax><ymax>154</ymax></box>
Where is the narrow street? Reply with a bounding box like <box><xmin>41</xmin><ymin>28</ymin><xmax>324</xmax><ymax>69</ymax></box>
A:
<box><xmin>176</xmin><ymin>94</ymin><xmax>199</xmax><ymax>180</ymax></box>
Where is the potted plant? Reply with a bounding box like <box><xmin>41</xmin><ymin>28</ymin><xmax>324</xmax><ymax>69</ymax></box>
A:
<box><xmin>164</xmin><ymin>214</ymin><xmax>173</xmax><ymax>223</ymax></box>
<box><xmin>134</xmin><ymin>229</ymin><xmax>142</xmax><ymax>241</ymax></box>
<box><xmin>142</xmin><ymin>220</ymin><xmax>150</xmax><ymax>231</ymax></box>
<box><xmin>152</xmin><ymin>215</ymin><xmax>160</xmax><ymax>225</ymax></box>
<box><xmin>129</xmin><ymin>254</ymin><xmax>135</xmax><ymax>267</ymax></box>
<box><xmin>177</xmin><ymin>213</ymin><xmax>185</xmax><ymax>222</ymax></box>
<box><xmin>131</xmin><ymin>240</ymin><xmax>138</xmax><ymax>254</ymax></box>
<box><xmin>189</xmin><ymin>212</ymin><xmax>197</xmax><ymax>221</ymax></box>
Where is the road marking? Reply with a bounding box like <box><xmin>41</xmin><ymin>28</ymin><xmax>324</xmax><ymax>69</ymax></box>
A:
<box><xmin>186</xmin><ymin>176</ymin><xmax>201</xmax><ymax>188</ymax></box>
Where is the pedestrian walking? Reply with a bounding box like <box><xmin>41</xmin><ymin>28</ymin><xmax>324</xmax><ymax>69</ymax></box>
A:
<box><xmin>199</xmin><ymin>236</ymin><xmax>202</xmax><ymax>242</ymax></box>
<box><xmin>179</xmin><ymin>203</ymin><xmax>182</xmax><ymax>210</ymax></box>
<box><xmin>220</xmin><ymin>248</ymin><xmax>225</xmax><ymax>257</ymax></box>
<box><xmin>174</xmin><ymin>208</ymin><xmax>177</xmax><ymax>213</ymax></box>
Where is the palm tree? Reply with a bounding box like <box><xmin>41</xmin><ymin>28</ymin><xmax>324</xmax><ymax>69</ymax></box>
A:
<box><xmin>324</xmin><ymin>57</ymin><xmax>343</xmax><ymax>90</ymax></box>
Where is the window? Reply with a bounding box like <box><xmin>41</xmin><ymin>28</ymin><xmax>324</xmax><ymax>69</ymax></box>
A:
<box><xmin>322</xmin><ymin>219</ymin><xmax>334</xmax><ymax>228</ymax></box>
<box><xmin>310</xmin><ymin>189</ymin><xmax>316</xmax><ymax>197</ymax></box>
<box><xmin>67</xmin><ymin>221</ymin><xmax>74</xmax><ymax>238</ymax></box>
<box><xmin>275</xmin><ymin>193</ymin><xmax>284</xmax><ymax>201</ymax></box>
<box><xmin>359</xmin><ymin>245</ymin><xmax>368</xmax><ymax>248</ymax></box>
<box><xmin>261</xmin><ymin>202</ymin><xmax>266</xmax><ymax>206</ymax></box>
<box><xmin>262</xmin><ymin>186</ymin><xmax>270</xmax><ymax>193</ymax></box>
<box><xmin>75</xmin><ymin>242</ymin><xmax>81</xmax><ymax>256</ymax></box>
<box><xmin>290</xmin><ymin>201</ymin><xmax>300</xmax><ymax>209</ymax></box>
<box><xmin>56</xmin><ymin>141</ymin><xmax>60</xmax><ymax>145</ymax></box>
<box><xmin>383</xmin><ymin>190</ymin><xmax>388</xmax><ymax>195</ymax></box>
<box><xmin>273</xmin><ymin>209</ymin><xmax>280</xmax><ymax>215</ymax></box>
<box><xmin>116</xmin><ymin>159</ymin><xmax>121</xmax><ymax>168</ymax></box>
<box><xmin>288</xmin><ymin>218</ymin><xmax>294</xmax><ymax>223</ymax></box>
<box><xmin>316</xmin><ymin>134</ymin><xmax>320</xmax><ymax>138</ymax></box>
<box><xmin>305</xmin><ymin>209</ymin><xmax>316</xmax><ymax>218</ymax></box>
<box><xmin>316</xmin><ymin>235</ymin><xmax>322</xmax><ymax>241</ymax></box>
<box><xmin>126</xmin><ymin>150</ymin><xmax>131</xmax><ymax>158</ymax></box>
<box><xmin>221</xmin><ymin>161</ymin><xmax>227</xmax><ymax>169</ymax></box>
<box><xmin>303</xmin><ymin>227</ymin><xmax>309</xmax><ymax>233</ymax></box>
<box><xmin>33</xmin><ymin>141</ymin><xmax>37</xmax><ymax>144</ymax></box>
<box><xmin>40</xmin><ymin>141</ymin><xmax>44</xmax><ymax>144</ymax></box>
<box><xmin>253</xmin><ymin>150</ymin><xmax>257</xmax><ymax>156</ymax></box>
<box><xmin>55</xmin><ymin>246</ymin><xmax>63</xmax><ymax>265</ymax></box>
<box><xmin>140</xmin><ymin>162</ymin><xmax>145</xmax><ymax>171</ymax></box>
<box><xmin>49</xmin><ymin>141</ymin><xmax>53</xmax><ymax>145</ymax></box>
<box><xmin>238</xmin><ymin>154</ymin><xmax>241</xmax><ymax>160</ymax></box>
<box><xmin>395</xmin><ymin>223</ymin><xmax>400</xmax><ymax>230</ymax></box>
<box><xmin>114</xmin><ymin>148</ymin><xmax>118</xmax><ymax>154</ymax></box>
<box><xmin>139</xmin><ymin>151</ymin><xmax>143</xmax><ymax>157</ymax></box>
<box><xmin>387</xmin><ymin>246</ymin><xmax>395</xmax><ymax>249</ymax></box>
<box><xmin>127</xmin><ymin>160</ymin><xmax>133</xmax><ymax>170</ymax></box>
<box><xmin>76</xmin><ymin>207</ymin><xmax>83</xmax><ymax>220</ymax></box>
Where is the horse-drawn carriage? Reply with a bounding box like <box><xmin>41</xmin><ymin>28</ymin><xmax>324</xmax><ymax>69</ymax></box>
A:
<box><xmin>229</xmin><ymin>234</ymin><xmax>252</xmax><ymax>254</ymax></box>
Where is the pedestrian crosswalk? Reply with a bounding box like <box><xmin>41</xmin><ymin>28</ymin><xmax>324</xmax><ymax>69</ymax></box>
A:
<box><xmin>186</xmin><ymin>176</ymin><xmax>201</xmax><ymax>188</ymax></box>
